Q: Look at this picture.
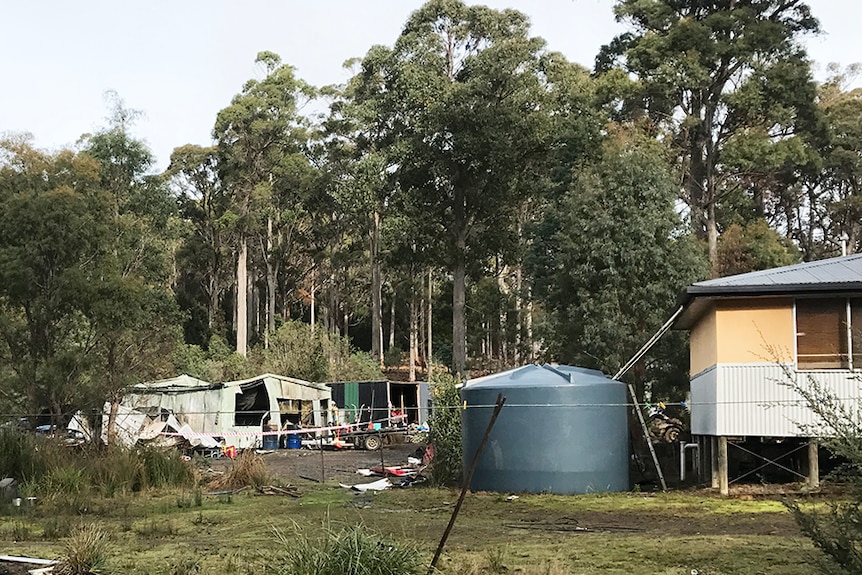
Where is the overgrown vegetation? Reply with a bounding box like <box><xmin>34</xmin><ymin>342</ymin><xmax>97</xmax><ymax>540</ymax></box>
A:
<box><xmin>270</xmin><ymin>522</ymin><xmax>424</xmax><ymax>575</ymax></box>
<box><xmin>206</xmin><ymin>450</ymin><xmax>270</xmax><ymax>491</ymax></box>
<box><xmin>781</xmin><ymin>369</ymin><xmax>862</xmax><ymax>574</ymax></box>
<box><xmin>0</xmin><ymin>431</ymin><xmax>195</xmax><ymax>500</ymax></box>
<box><xmin>428</xmin><ymin>371</ymin><xmax>463</xmax><ymax>487</ymax></box>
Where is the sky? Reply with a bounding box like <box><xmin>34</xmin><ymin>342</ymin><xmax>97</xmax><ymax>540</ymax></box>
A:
<box><xmin>2</xmin><ymin>0</ymin><xmax>860</xmax><ymax>171</ymax></box>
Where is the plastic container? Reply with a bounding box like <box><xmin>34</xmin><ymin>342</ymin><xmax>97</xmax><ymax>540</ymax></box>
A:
<box><xmin>262</xmin><ymin>433</ymin><xmax>279</xmax><ymax>450</ymax></box>
<box><xmin>287</xmin><ymin>434</ymin><xmax>301</xmax><ymax>449</ymax></box>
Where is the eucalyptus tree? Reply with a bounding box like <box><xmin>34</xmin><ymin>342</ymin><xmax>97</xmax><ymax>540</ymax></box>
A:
<box><xmin>0</xmin><ymin>139</ymin><xmax>108</xmax><ymax>422</ymax></box>
<box><xmin>167</xmin><ymin>144</ymin><xmax>232</xmax><ymax>344</ymax></box>
<box><xmin>597</xmin><ymin>0</ymin><xmax>821</xmax><ymax>275</ymax></box>
<box><xmin>80</xmin><ymin>108</ymin><xmax>182</xmax><ymax>439</ymax></box>
<box><xmin>213</xmin><ymin>52</ymin><xmax>316</xmax><ymax>355</ymax></box>
<box><xmin>817</xmin><ymin>68</ymin><xmax>862</xmax><ymax>254</ymax></box>
<box><xmin>377</xmin><ymin>0</ymin><xmax>553</xmax><ymax>375</ymax></box>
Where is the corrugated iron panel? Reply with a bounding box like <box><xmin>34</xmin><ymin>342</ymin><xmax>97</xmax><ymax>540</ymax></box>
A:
<box><xmin>691</xmin><ymin>367</ymin><xmax>717</xmax><ymax>435</ymax></box>
<box><xmin>703</xmin><ymin>363</ymin><xmax>861</xmax><ymax>437</ymax></box>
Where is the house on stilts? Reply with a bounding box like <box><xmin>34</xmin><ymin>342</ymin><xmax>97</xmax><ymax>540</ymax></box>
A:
<box><xmin>673</xmin><ymin>253</ymin><xmax>862</xmax><ymax>493</ymax></box>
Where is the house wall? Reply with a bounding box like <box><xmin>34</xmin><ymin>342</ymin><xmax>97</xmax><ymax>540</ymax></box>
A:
<box><xmin>690</xmin><ymin>306</ymin><xmax>717</xmax><ymax>375</ymax></box>
<box><xmin>714</xmin><ymin>298</ymin><xmax>794</xmax><ymax>364</ymax></box>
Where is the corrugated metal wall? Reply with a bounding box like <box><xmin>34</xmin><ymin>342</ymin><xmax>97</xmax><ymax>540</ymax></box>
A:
<box><xmin>692</xmin><ymin>363</ymin><xmax>860</xmax><ymax>437</ymax></box>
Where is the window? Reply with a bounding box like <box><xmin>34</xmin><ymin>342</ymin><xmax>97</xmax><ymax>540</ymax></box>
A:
<box><xmin>796</xmin><ymin>298</ymin><xmax>862</xmax><ymax>369</ymax></box>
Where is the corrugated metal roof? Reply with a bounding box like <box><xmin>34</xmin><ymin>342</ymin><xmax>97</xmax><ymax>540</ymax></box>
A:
<box><xmin>674</xmin><ymin>254</ymin><xmax>862</xmax><ymax>329</ymax></box>
<box><xmin>689</xmin><ymin>253</ymin><xmax>862</xmax><ymax>293</ymax></box>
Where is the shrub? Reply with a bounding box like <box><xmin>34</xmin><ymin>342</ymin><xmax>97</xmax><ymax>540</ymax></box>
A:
<box><xmin>271</xmin><ymin>522</ymin><xmax>423</xmax><ymax>575</ymax></box>
<box><xmin>428</xmin><ymin>371</ymin><xmax>463</xmax><ymax>487</ymax></box>
<box><xmin>54</xmin><ymin>523</ymin><xmax>110</xmax><ymax>575</ymax></box>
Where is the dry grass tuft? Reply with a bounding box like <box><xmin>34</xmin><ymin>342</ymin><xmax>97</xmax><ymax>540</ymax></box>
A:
<box><xmin>54</xmin><ymin>523</ymin><xmax>110</xmax><ymax>575</ymax></box>
<box><xmin>206</xmin><ymin>450</ymin><xmax>270</xmax><ymax>491</ymax></box>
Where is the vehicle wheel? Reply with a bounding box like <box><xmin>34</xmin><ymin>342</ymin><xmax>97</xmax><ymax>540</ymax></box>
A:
<box><xmin>662</xmin><ymin>425</ymin><xmax>682</xmax><ymax>443</ymax></box>
<box><xmin>364</xmin><ymin>435</ymin><xmax>382</xmax><ymax>451</ymax></box>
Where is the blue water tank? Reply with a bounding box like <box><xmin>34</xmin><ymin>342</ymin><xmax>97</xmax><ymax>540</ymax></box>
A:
<box><xmin>460</xmin><ymin>364</ymin><xmax>629</xmax><ymax>495</ymax></box>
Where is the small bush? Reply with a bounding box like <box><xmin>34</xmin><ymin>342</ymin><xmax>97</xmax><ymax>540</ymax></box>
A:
<box><xmin>0</xmin><ymin>428</ymin><xmax>45</xmax><ymax>481</ymax></box>
<box><xmin>55</xmin><ymin>523</ymin><xmax>110</xmax><ymax>575</ymax></box>
<box><xmin>428</xmin><ymin>371</ymin><xmax>464</xmax><ymax>487</ymax></box>
<box><xmin>271</xmin><ymin>522</ymin><xmax>423</xmax><ymax>575</ymax></box>
<box><xmin>140</xmin><ymin>446</ymin><xmax>195</xmax><ymax>489</ymax></box>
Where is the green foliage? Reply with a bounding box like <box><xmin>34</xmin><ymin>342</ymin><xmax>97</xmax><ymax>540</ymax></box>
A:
<box><xmin>270</xmin><ymin>522</ymin><xmax>423</xmax><ymax>575</ymax></box>
<box><xmin>428</xmin><ymin>371</ymin><xmax>464</xmax><ymax>487</ymax></box>
<box><xmin>717</xmin><ymin>219</ymin><xmax>800</xmax><ymax>277</ymax></box>
<box><xmin>0</xmin><ymin>429</ymin><xmax>46</xmax><ymax>482</ymax></box>
<box><xmin>781</xmin><ymin>368</ymin><xmax>862</xmax><ymax>574</ymax></box>
<box><xmin>249</xmin><ymin>321</ymin><xmax>383</xmax><ymax>383</ymax></box>
<box><xmin>530</xmin><ymin>128</ymin><xmax>707</xmax><ymax>397</ymax></box>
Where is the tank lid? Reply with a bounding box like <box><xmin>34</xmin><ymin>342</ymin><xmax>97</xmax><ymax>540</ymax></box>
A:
<box><xmin>464</xmin><ymin>364</ymin><xmax>615</xmax><ymax>388</ymax></box>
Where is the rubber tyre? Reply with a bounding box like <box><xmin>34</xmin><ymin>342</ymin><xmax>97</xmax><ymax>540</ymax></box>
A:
<box><xmin>364</xmin><ymin>435</ymin><xmax>382</xmax><ymax>451</ymax></box>
<box><xmin>663</xmin><ymin>426</ymin><xmax>681</xmax><ymax>443</ymax></box>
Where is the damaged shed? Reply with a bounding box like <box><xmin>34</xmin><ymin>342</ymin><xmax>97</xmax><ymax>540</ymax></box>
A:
<box><xmin>114</xmin><ymin>373</ymin><xmax>332</xmax><ymax>449</ymax></box>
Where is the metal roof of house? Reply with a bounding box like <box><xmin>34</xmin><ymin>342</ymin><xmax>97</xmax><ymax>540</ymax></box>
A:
<box><xmin>674</xmin><ymin>253</ymin><xmax>862</xmax><ymax>329</ymax></box>
<box><xmin>687</xmin><ymin>253</ymin><xmax>862</xmax><ymax>295</ymax></box>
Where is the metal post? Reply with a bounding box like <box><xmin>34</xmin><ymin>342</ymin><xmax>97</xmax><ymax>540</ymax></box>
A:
<box><xmin>428</xmin><ymin>394</ymin><xmax>506</xmax><ymax>575</ymax></box>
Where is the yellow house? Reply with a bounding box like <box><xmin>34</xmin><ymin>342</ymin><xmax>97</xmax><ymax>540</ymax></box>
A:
<box><xmin>674</xmin><ymin>253</ymin><xmax>862</xmax><ymax>492</ymax></box>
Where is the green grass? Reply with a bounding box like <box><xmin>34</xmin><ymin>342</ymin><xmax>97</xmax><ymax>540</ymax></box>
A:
<box><xmin>0</xmin><ymin>484</ymin><xmax>822</xmax><ymax>575</ymax></box>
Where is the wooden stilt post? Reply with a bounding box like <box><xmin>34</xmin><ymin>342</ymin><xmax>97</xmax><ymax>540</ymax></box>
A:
<box><xmin>711</xmin><ymin>436</ymin><xmax>719</xmax><ymax>488</ymax></box>
<box><xmin>718</xmin><ymin>436</ymin><xmax>728</xmax><ymax>496</ymax></box>
<box><xmin>808</xmin><ymin>439</ymin><xmax>820</xmax><ymax>490</ymax></box>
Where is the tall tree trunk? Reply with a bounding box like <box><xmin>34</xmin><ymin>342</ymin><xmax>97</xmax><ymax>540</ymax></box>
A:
<box><xmin>370</xmin><ymin>211</ymin><xmax>383</xmax><ymax>367</ymax></box>
<box><xmin>236</xmin><ymin>237</ymin><xmax>248</xmax><ymax>357</ymax></box>
<box><xmin>409</xmin><ymin>283</ymin><xmax>418</xmax><ymax>382</ymax></box>
<box><xmin>427</xmin><ymin>268</ymin><xmax>433</xmax><ymax>380</ymax></box>
<box><xmin>310</xmin><ymin>276</ymin><xmax>316</xmax><ymax>334</ymax></box>
<box><xmin>265</xmin><ymin>217</ymin><xmax>277</xmax><ymax>349</ymax></box>
<box><xmin>707</xmin><ymin>199</ymin><xmax>718</xmax><ymax>277</ymax></box>
<box><xmin>514</xmin><ymin>263</ymin><xmax>522</xmax><ymax>365</ymax></box>
<box><xmin>389</xmin><ymin>291</ymin><xmax>396</xmax><ymax>350</ymax></box>
<box><xmin>453</xmin><ymin>189</ymin><xmax>467</xmax><ymax>377</ymax></box>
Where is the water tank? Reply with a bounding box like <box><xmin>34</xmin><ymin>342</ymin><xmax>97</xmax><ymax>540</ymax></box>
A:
<box><xmin>460</xmin><ymin>364</ymin><xmax>629</xmax><ymax>494</ymax></box>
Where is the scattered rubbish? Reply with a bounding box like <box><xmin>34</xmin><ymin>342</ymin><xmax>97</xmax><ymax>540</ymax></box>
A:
<box><xmin>408</xmin><ymin>456</ymin><xmax>422</xmax><ymax>466</ymax></box>
<box><xmin>506</xmin><ymin>495</ymin><xmax>519</xmax><ymax>501</ymax></box>
<box><xmin>339</xmin><ymin>478</ymin><xmax>392</xmax><ymax>492</ymax></box>
<box><xmin>356</xmin><ymin>469</ymin><xmax>376</xmax><ymax>477</ymax></box>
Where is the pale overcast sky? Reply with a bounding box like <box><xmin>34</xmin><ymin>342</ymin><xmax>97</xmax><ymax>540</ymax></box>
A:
<box><xmin>1</xmin><ymin>1</ymin><xmax>859</xmax><ymax>171</ymax></box>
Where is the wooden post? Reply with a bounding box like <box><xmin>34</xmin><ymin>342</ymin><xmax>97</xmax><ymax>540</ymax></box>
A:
<box><xmin>718</xmin><ymin>436</ymin><xmax>728</xmax><ymax>496</ymax></box>
<box><xmin>808</xmin><ymin>439</ymin><xmax>820</xmax><ymax>490</ymax></box>
<box><xmin>710</xmin><ymin>436</ymin><xmax>719</xmax><ymax>488</ymax></box>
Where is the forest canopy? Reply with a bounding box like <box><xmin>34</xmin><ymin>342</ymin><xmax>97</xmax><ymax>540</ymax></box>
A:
<box><xmin>1</xmin><ymin>0</ymin><xmax>856</xmax><ymax>423</ymax></box>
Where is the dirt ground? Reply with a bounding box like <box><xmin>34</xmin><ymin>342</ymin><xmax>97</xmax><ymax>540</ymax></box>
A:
<box><xmin>203</xmin><ymin>439</ymin><xmax>812</xmax><ymax>539</ymax></box>
<box><xmin>208</xmin><ymin>436</ymin><xmax>426</xmax><ymax>486</ymax></box>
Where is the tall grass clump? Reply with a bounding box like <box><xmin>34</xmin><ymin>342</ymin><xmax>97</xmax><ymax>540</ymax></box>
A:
<box><xmin>271</xmin><ymin>523</ymin><xmax>423</xmax><ymax>575</ymax></box>
<box><xmin>91</xmin><ymin>448</ymin><xmax>146</xmax><ymax>496</ymax></box>
<box><xmin>206</xmin><ymin>450</ymin><xmax>270</xmax><ymax>491</ymax></box>
<box><xmin>428</xmin><ymin>371</ymin><xmax>463</xmax><ymax>487</ymax></box>
<box><xmin>140</xmin><ymin>446</ymin><xmax>195</xmax><ymax>489</ymax></box>
<box><xmin>0</xmin><ymin>428</ymin><xmax>55</xmax><ymax>482</ymax></box>
<box><xmin>54</xmin><ymin>523</ymin><xmax>110</xmax><ymax>575</ymax></box>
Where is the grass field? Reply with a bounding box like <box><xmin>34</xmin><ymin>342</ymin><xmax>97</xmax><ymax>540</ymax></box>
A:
<box><xmin>0</xmin><ymin>478</ymin><xmax>823</xmax><ymax>575</ymax></box>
